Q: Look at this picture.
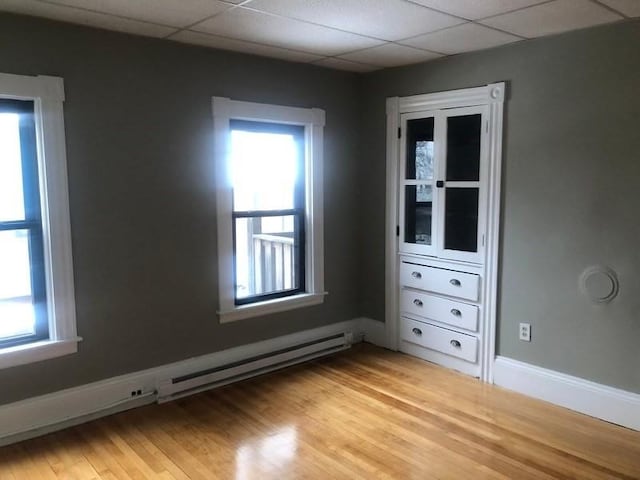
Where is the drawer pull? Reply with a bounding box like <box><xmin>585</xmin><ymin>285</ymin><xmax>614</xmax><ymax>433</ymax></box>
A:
<box><xmin>411</xmin><ymin>271</ymin><xmax>422</xmax><ymax>279</ymax></box>
<box><xmin>450</xmin><ymin>339</ymin><xmax>461</xmax><ymax>348</ymax></box>
<box><xmin>412</xmin><ymin>327</ymin><xmax>422</xmax><ymax>336</ymax></box>
<box><xmin>413</xmin><ymin>299</ymin><xmax>423</xmax><ymax>307</ymax></box>
<box><xmin>450</xmin><ymin>308</ymin><xmax>461</xmax><ymax>317</ymax></box>
<box><xmin>449</xmin><ymin>278</ymin><xmax>461</xmax><ymax>287</ymax></box>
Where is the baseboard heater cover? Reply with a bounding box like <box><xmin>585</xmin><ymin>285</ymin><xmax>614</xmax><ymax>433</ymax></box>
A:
<box><xmin>157</xmin><ymin>334</ymin><xmax>348</xmax><ymax>403</ymax></box>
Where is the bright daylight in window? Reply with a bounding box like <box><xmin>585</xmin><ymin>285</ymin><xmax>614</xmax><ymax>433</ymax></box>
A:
<box><xmin>213</xmin><ymin>97</ymin><xmax>325</xmax><ymax>323</ymax></box>
<box><xmin>0</xmin><ymin>101</ymin><xmax>46</xmax><ymax>347</ymax></box>
<box><xmin>0</xmin><ymin>73</ymin><xmax>78</xmax><ymax>369</ymax></box>
<box><xmin>231</xmin><ymin>121</ymin><xmax>305</xmax><ymax>305</ymax></box>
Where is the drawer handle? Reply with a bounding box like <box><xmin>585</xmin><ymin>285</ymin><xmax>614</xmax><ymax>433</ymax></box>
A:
<box><xmin>450</xmin><ymin>308</ymin><xmax>461</xmax><ymax>317</ymax></box>
<box><xmin>413</xmin><ymin>299</ymin><xmax>423</xmax><ymax>307</ymax></box>
<box><xmin>411</xmin><ymin>271</ymin><xmax>422</xmax><ymax>279</ymax></box>
<box><xmin>450</xmin><ymin>339</ymin><xmax>461</xmax><ymax>348</ymax></box>
<box><xmin>412</xmin><ymin>327</ymin><xmax>422</xmax><ymax>336</ymax></box>
<box><xmin>449</xmin><ymin>279</ymin><xmax>461</xmax><ymax>287</ymax></box>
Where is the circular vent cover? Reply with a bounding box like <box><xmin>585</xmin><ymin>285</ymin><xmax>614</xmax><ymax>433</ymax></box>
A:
<box><xmin>579</xmin><ymin>266</ymin><xmax>619</xmax><ymax>304</ymax></box>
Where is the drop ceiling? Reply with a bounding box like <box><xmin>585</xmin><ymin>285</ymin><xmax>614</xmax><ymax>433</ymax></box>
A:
<box><xmin>0</xmin><ymin>0</ymin><xmax>636</xmax><ymax>72</ymax></box>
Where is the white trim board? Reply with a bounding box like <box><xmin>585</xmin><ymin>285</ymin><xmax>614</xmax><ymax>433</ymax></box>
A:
<box><xmin>360</xmin><ymin>317</ymin><xmax>390</xmax><ymax>349</ymax></box>
<box><xmin>0</xmin><ymin>319</ymin><xmax>362</xmax><ymax>446</ymax></box>
<box><xmin>494</xmin><ymin>356</ymin><xmax>640</xmax><ymax>431</ymax></box>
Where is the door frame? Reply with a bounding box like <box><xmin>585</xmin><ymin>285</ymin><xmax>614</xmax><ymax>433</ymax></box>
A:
<box><xmin>384</xmin><ymin>83</ymin><xmax>505</xmax><ymax>383</ymax></box>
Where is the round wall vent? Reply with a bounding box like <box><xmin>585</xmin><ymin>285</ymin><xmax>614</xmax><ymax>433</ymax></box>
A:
<box><xmin>579</xmin><ymin>266</ymin><xmax>619</xmax><ymax>304</ymax></box>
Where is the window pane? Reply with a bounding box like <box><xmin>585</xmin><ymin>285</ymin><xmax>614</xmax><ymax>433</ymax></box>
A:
<box><xmin>231</xmin><ymin>129</ymin><xmax>299</xmax><ymax>211</ymax></box>
<box><xmin>406</xmin><ymin>117</ymin><xmax>434</xmax><ymax>180</ymax></box>
<box><xmin>446</xmin><ymin>114</ymin><xmax>481</xmax><ymax>182</ymax></box>
<box><xmin>0</xmin><ymin>112</ymin><xmax>26</xmax><ymax>222</ymax></box>
<box><xmin>404</xmin><ymin>185</ymin><xmax>432</xmax><ymax>245</ymax></box>
<box><xmin>235</xmin><ymin>215</ymin><xmax>300</xmax><ymax>300</ymax></box>
<box><xmin>0</xmin><ymin>230</ymin><xmax>36</xmax><ymax>340</ymax></box>
<box><xmin>444</xmin><ymin>188</ymin><xmax>479</xmax><ymax>252</ymax></box>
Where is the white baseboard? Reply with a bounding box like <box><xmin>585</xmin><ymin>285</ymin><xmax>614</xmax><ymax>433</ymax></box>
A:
<box><xmin>359</xmin><ymin>317</ymin><xmax>390</xmax><ymax>349</ymax></box>
<box><xmin>0</xmin><ymin>319</ymin><xmax>361</xmax><ymax>446</ymax></box>
<box><xmin>494</xmin><ymin>356</ymin><xmax>640</xmax><ymax>431</ymax></box>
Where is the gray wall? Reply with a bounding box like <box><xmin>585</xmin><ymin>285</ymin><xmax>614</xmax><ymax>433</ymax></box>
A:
<box><xmin>0</xmin><ymin>13</ymin><xmax>362</xmax><ymax>405</ymax></box>
<box><xmin>360</xmin><ymin>20</ymin><xmax>640</xmax><ymax>393</ymax></box>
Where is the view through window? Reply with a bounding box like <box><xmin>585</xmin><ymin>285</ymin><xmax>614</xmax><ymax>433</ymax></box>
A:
<box><xmin>0</xmin><ymin>99</ymin><xmax>47</xmax><ymax>347</ymax></box>
<box><xmin>230</xmin><ymin>120</ymin><xmax>305</xmax><ymax>305</ymax></box>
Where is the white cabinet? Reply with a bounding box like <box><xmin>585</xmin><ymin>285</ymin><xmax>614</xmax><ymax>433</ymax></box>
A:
<box><xmin>399</xmin><ymin>106</ymin><xmax>487</xmax><ymax>264</ymax></box>
<box><xmin>386</xmin><ymin>84</ymin><xmax>504</xmax><ymax>381</ymax></box>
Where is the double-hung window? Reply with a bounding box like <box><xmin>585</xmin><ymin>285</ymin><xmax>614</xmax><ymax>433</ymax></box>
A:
<box><xmin>0</xmin><ymin>98</ymin><xmax>47</xmax><ymax>348</ymax></box>
<box><xmin>213</xmin><ymin>98</ymin><xmax>325</xmax><ymax>322</ymax></box>
<box><xmin>0</xmin><ymin>73</ymin><xmax>78</xmax><ymax>369</ymax></box>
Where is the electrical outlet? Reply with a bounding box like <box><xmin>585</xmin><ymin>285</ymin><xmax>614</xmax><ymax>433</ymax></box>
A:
<box><xmin>129</xmin><ymin>386</ymin><xmax>145</xmax><ymax>397</ymax></box>
<box><xmin>519</xmin><ymin>323</ymin><xmax>531</xmax><ymax>342</ymax></box>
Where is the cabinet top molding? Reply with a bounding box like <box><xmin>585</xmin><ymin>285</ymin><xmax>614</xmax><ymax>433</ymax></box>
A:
<box><xmin>388</xmin><ymin>82</ymin><xmax>506</xmax><ymax>114</ymax></box>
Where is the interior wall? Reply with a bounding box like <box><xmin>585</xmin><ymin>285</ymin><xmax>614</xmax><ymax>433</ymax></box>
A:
<box><xmin>0</xmin><ymin>13</ymin><xmax>362</xmax><ymax>405</ymax></box>
<box><xmin>360</xmin><ymin>20</ymin><xmax>640</xmax><ymax>393</ymax></box>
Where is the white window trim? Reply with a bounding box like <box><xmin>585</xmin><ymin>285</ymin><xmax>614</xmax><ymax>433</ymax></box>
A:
<box><xmin>0</xmin><ymin>72</ymin><xmax>80</xmax><ymax>369</ymax></box>
<box><xmin>212</xmin><ymin>97</ymin><xmax>325</xmax><ymax>323</ymax></box>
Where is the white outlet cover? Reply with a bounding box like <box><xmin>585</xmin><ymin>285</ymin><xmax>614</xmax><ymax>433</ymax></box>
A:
<box><xmin>519</xmin><ymin>323</ymin><xmax>531</xmax><ymax>341</ymax></box>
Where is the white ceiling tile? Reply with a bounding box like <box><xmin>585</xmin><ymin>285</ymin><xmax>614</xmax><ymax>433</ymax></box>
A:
<box><xmin>0</xmin><ymin>0</ymin><xmax>176</xmax><ymax>36</ymax></box>
<box><xmin>408</xmin><ymin>0</ymin><xmax>549</xmax><ymax>20</ymax></box>
<box><xmin>43</xmin><ymin>0</ymin><xmax>232</xmax><ymax>28</ymax></box>
<box><xmin>313</xmin><ymin>57</ymin><xmax>380</xmax><ymax>73</ymax></box>
<box><xmin>480</xmin><ymin>0</ymin><xmax>623</xmax><ymax>38</ymax></box>
<box><xmin>597</xmin><ymin>0</ymin><xmax>640</xmax><ymax>17</ymax></box>
<box><xmin>400</xmin><ymin>23</ymin><xmax>521</xmax><ymax>55</ymax></box>
<box><xmin>170</xmin><ymin>30</ymin><xmax>322</xmax><ymax>63</ymax></box>
<box><xmin>338</xmin><ymin>43</ymin><xmax>442</xmax><ymax>67</ymax></box>
<box><xmin>191</xmin><ymin>7</ymin><xmax>384</xmax><ymax>56</ymax></box>
<box><xmin>247</xmin><ymin>0</ymin><xmax>465</xmax><ymax>41</ymax></box>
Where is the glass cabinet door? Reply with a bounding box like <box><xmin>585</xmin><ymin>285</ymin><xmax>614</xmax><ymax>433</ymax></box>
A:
<box><xmin>437</xmin><ymin>106</ymin><xmax>485</xmax><ymax>263</ymax></box>
<box><xmin>399</xmin><ymin>113</ymin><xmax>437</xmax><ymax>256</ymax></box>
<box><xmin>398</xmin><ymin>107</ymin><xmax>486</xmax><ymax>263</ymax></box>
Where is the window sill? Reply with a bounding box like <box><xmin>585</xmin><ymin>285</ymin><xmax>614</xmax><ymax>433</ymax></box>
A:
<box><xmin>218</xmin><ymin>292</ymin><xmax>327</xmax><ymax>323</ymax></box>
<box><xmin>0</xmin><ymin>337</ymin><xmax>82</xmax><ymax>370</ymax></box>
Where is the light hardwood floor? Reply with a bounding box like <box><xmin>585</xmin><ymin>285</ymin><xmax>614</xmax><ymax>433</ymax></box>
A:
<box><xmin>1</xmin><ymin>344</ymin><xmax>639</xmax><ymax>479</ymax></box>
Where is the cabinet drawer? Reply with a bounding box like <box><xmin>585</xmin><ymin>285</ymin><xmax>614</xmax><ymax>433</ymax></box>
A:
<box><xmin>400</xmin><ymin>317</ymin><xmax>478</xmax><ymax>363</ymax></box>
<box><xmin>400</xmin><ymin>289</ymin><xmax>478</xmax><ymax>332</ymax></box>
<box><xmin>400</xmin><ymin>262</ymin><xmax>479</xmax><ymax>301</ymax></box>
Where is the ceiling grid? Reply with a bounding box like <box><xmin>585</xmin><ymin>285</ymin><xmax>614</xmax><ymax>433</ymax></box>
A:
<box><xmin>0</xmin><ymin>0</ymin><xmax>634</xmax><ymax>71</ymax></box>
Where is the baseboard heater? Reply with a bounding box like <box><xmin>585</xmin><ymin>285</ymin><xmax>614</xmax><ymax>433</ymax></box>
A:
<box><xmin>156</xmin><ymin>333</ymin><xmax>349</xmax><ymax>403</ymax></box>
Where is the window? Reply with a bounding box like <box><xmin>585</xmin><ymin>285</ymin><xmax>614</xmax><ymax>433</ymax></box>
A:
<box><xmin>213</xmin><ymin>98</ymin><xmax>325</xmax><ymax>322</ymax></box>
<box><xmin>230</xmin><ymin>120</ymin><xmax>306</xmax><ymax>305</ymax></box>
<box><xmin>0</xmin><ymin>73</ymin><xmax>78</xmax><ymax>369</ymax></box>
<box><xmin>0</xmin><ymin>99</ymin><xmax>47</xmax><ymax>348</ymax></box>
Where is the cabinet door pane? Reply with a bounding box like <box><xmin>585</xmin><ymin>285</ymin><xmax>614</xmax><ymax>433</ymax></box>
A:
<box><xmin>405</xmin><ymin>185</ymin><xmax>433</xmax><ymax>245</ymax></box>
<box><xmin>406</xmin><ymin>117</ymin><xmax>434</xmax><ymax>180</ymax></box>
<box><xmin>446</xmin><ymin>114</ymin><xmax>481</xmax><ymax>181</ymax></box>
<box><xmin>444</xmin><ymin>188</ymin><xmax>478</xmax><ymax>252</ymax></box>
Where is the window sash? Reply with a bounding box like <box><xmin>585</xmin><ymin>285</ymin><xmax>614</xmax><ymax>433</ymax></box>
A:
<box><xmin>233</xmin><ymin>211</ymin><xmax>305</xmax><ymax>305</ymax></box>
<box><xmin>229</xmin><ymin>120</ymin><xmax>306</xmax><ymax>306</ymax></box>
<box><xmin>0</xmin><ymin>99</ymin><xmax>48</xmax><ymax>348</ymax></box>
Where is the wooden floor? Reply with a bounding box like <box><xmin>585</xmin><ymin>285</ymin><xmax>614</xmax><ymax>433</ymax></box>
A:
<box><xmin>1</xmin><ymin>345</ymin><xmax>639</xmax><ymax>479</ymax></box>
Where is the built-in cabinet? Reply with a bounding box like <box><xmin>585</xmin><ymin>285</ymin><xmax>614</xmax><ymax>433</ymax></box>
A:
<box><xmin>386</xmin><ymin>84</ymin><xmax>504</xmax><ymax>381</ymax></box>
